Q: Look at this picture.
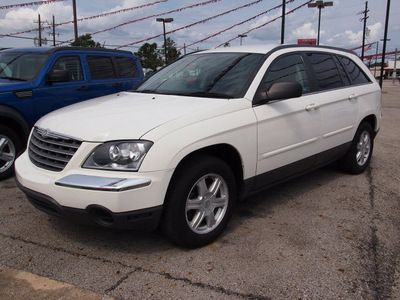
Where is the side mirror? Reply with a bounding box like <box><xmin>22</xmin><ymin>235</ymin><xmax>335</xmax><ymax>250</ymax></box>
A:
<box><xmin>266</xmin><ymin>82</ymin><xmax>303</xmax><ymax>101</ymax></box>
<box><xmin>47</xmin><ymin>69</ymin><xmax>70</xmax><ymax>83</ymax></box>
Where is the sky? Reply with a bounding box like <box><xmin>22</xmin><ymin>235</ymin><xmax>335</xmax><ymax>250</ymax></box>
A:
<box><xmin>0</xmin><ymin>0</ymin><xmax>399</xmax><ymax>61</ymax></box>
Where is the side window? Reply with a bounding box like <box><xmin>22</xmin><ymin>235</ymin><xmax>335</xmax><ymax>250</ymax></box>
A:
<box><xmin>51</xmin><ymin>56</ymin><xmax>83</xmax><ymax>81</ymax></box>
<box><xmin>306</xmin><ymin>53</ymin><xmax>343</xmax><ymax>90</ymax></box>
<box><xmin>263</xmin><ymin>54</ymin><xmax>310</xmax><ymax>94</ymax></box>
<box><xmin>87</xmin><ymin>56</ymin><xmax>116</xmax><ymax>80</ymax></box>
<box><xmin>338</xmin><ymin>56</ymin><xmax>371</xmax><ymax>85</ymax></box>
<box><xmin>115</xmin><ymin>56</ymin><xmax>139</xmax><ymax>78</ymax></box>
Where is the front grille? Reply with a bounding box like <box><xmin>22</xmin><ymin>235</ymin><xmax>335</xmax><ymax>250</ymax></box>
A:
<box><xmin>28</xmin><ymin>127</ymin><xmax>82</xmax><ymax>172</ymax></box>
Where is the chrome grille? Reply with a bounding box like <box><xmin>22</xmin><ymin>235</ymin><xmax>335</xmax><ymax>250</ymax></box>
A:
<box><xmin>28</xmin><ymin>127</ymin><xmax>82</xmax><ymax>172</ymax></box>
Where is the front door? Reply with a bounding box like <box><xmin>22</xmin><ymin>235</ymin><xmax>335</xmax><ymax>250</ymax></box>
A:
<box><xmin>253</xmin><ymin>53</ymin><xmax>321</xmax><ymax>187</ymax></box>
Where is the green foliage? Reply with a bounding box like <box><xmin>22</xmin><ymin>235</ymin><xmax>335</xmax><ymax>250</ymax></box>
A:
<box><xmin>162</xmin><ymin>37</ymin><xmax>181</xmax><ymax>63</ymax></box>
<box><xmin>134</xmin><ymin>43</ymin><xmax>163</xmax><ymax>72</ymax></box>
<box><xmin>70</xmin><ymin>34</ymin><xmax>103</xmax><ymax>48</ymax></box>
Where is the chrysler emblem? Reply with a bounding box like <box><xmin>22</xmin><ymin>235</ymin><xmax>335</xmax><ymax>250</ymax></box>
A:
<box><xmin>40</xmin><ymin>129</ymin><xmax>50</xmax><ymax>139</ymax></box>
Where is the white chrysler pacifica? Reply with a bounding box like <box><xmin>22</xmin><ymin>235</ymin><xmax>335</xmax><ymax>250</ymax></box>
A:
<box><xmin>15</xmin><ymin>45</ymin><xmax>382</xmax><ymax>248</ymax></box>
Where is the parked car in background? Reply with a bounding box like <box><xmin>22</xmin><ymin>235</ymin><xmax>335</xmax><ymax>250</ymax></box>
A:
<box><xmin>15</xmin><ymin>45</ymin><xmax>382</xmax><ymax>247</ymax></box>
<box><xmin>0</xmin><ymin>47</ymin><xmax>144</xmax><ymax>180</ymax></box>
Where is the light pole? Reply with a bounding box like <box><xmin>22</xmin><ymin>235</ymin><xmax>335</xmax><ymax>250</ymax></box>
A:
<box><xmin>156</xmin><ymin>18</ymin><xmax>174</xmax><ymax>65</ymax></box>
<box><xmin>308</xmin><ymin>1</ymin><xmax>333</xmax><ymax>45</ymax></box>
<box><xmin>238</xmin><ymin>34</ymin><xmax>247</xmax><ymax>46</ymax></box>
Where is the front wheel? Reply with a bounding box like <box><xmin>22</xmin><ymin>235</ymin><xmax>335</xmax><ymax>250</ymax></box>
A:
<box><xmin>161</xmin><ymin>155</ymin><xmax>236</xmax><ymax>248</ymax></box>
<box><xmin>339</xmin><ymin>122</ymin><xmax>374</xmax><ymax>174</ymax></box>
<box><xmin>0</xmin><ymin>125</ymin><xmax>23</xmax><ymax>181</ymax></box>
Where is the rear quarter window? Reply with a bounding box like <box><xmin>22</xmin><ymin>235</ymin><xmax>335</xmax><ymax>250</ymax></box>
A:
<box><xmin>115</xmin><ymin>56</ymin><xmax>139</xmax><ymax>78</ymax></box>
<box><xmin>338</xmin><ymin>56</ymin><xmax>371</xmax><ymax>85</ymax></box>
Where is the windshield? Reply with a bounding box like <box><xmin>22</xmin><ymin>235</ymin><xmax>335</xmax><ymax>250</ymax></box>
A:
<box><xmin>136</xmin><ymin>52</ymin><xmax>264</xmax><ymax>98</ymax></box>
<box><xmin>0</xmin><ymin>52</ymin><xmax>49</xmax><ymax>81</ymax></box>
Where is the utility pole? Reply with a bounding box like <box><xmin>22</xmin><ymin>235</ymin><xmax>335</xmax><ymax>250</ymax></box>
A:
<box><xmin>72</xmin><ymin>0</ymin><xmax>78</xmax><ymax>41</ymax></box>
<box><xmin>281</xmin><ymin>0</ymin><xmax>286</xmax><ymax>44</ymax></box>
<box><xmin>379</xmin><ymin>0</ymin><xmax>391</xmax><ymax>87</ymax></box>
<box><xmin>38</xmin><ymin>14</ymin><xmax>42</xmax><ymax>47</ymax></box>
<box><xmin>374</xmin><ymin>41</ymin><xmax>379</xmax><ymax>77</ymax></box>
<box><xmin>34</xmin><ymin>14</ymin><xmax>46</xmax><ymax>47</ymax></box>
<box><xmin>359</xmin><ymin>1</ymin><xmax>369</xmax><ymax>61</ymax></box>
<box><xmin>393</xmin><ymin>48</ymin><xmax>398</xmax><ymax>84</ymax></box>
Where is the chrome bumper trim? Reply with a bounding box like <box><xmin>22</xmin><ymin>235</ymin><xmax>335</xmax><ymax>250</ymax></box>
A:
<box><xmin>55</xmin><ymin>175</ymin><xmax>151</xmax><ymax>192</ymax></box>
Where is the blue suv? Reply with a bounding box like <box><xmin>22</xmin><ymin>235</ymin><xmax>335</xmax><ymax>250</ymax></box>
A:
<box><xmin>0</xmin><ymin>47</ymin><xmax>144</xmax><ymax>180</ymax></box>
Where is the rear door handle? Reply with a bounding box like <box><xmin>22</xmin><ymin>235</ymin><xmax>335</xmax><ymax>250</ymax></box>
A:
<box><xmin>113</xmin><ymin>83</ymin><xmax>123</xmax><ymax>87</ymax></box>
<box><xmin>78</xmin><ymin>86</ymin><xmax>90</xmax><ymax>91</ymax></box>
<box><xmin>348</xmin><ymin>94</ymin><xmax>358</xmax><ymax>100</ymax></box>
<box><xmin>305</xmin><ymin>103</ymin><xmax>319</xmax><ymax>111</ymax></box>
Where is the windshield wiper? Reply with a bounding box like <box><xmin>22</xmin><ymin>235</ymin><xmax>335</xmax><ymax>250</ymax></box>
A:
<box><xmin>187</xmin><ymin>92</ymin><xmax>233</xmax><ymax>99</ymax></box>
<box><xmin>135</xmin><ymin>89</ymin><xmax>158</xmax><ymax>94</ymax></box>
<box><xmin>0</xmin><ymin>76</ymin><xmax>27</xmax><ymax>81</ymax></box>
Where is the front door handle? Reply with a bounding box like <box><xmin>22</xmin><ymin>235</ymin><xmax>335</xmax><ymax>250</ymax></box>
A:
<box><xmin>78</xmin><ymin>85</ymin><xmax>90</xmax><ymax>91</ymax></box>
<box><xmin>348</xmin><ymin>94</ymin><xmax>359</xmax><ymax>100</ymax></box>
<box><xmin>305</xmin><ymin>103</ymin><xmax>319</xmax><ymax>111</ymax></box>
<box><xmin>113</xmin><ymin>83</ymin><xmax>123</xmax><ymax>87</ymax></box>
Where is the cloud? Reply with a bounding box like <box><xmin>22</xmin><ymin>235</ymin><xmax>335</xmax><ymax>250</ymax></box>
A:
<box><xmin>326</xmin><ymin>22</ymin><xmax>383</xmax><ymax>48</ymax></box>
<box><xmin>290</xmin><ymin>23</ymin><xmax>319</xmax><ymax>40</ymax></box>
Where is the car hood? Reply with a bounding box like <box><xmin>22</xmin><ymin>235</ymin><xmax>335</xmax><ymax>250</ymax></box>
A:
<box><xmin>0</xmin><ymin>80</ymin><xmax>33</xmax><ymax>92</ymax></box>
<box><xmin>36</xmin><ymin>91</ymin><xmax>230</xmax><ymax>142</ymax></box>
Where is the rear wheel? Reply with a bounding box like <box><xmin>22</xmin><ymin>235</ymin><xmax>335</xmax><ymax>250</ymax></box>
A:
<box><xmin>0</xmin><ymin>125</ymin><xmax>23</xmax><ymax>180</ymax></box>
<box><xmin>339</xmin><ymin>122</ymin><xmax>374</xmax><ymax>174</ymax></box>
<box><xmin>161</xmin><ymin>155</ymin><xmax>236</xmax><ymax>248</ymax></box>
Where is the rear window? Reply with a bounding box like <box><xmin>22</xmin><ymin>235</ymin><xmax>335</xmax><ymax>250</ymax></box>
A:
<box><xmin>87</xmin><ymin>56</ymin><xmax>116</xmax><ymax>80</ymax></box>
<box><xmin>306</xmin><ymin>53</ymin><xmax>343</xmax><ymax>91</ymax></box>
<box><xmin>338</xmin><ymin>56</ymin><xmax>371</xmax><ymax>85</ymax></box>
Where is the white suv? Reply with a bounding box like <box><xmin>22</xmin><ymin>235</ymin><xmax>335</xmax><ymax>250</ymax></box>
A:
<box><xmin>15</xmin><ymin>45</ymin><xmax>382</xmax><ymax>248</ymax></box>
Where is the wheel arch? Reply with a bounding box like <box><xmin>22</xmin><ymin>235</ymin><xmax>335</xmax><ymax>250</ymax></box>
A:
<box><xmin>360</xmin><ymin>114</ymin><xmax>377</xmax><ymax>137</ymax></box>
<box><xmin>0</xmin><ymin>105</ymin><xmax>31</xmax><ymax>144</ymax></box>
<box><xmin>167</xmin><ymin>144</ymin><xmax>244</xmax><ymax>199</ymax></box>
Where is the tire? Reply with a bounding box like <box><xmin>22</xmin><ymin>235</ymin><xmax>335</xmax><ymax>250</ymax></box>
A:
<box><xmin>0</xmin><ymin>125</ymin><xmax>23</xmax><ymax>181</ymax></box>
<box><xmin>161</xmin><ymin>155</ymin><xmax>237</xmax><ymax>248</ymax></box>
<box><xmin>339</xmin><ymin>122</ymin><xmax>374</xmax><ymax>175</ymax></box>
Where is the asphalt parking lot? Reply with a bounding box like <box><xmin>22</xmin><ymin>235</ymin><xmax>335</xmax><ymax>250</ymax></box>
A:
<box><xmin>1</xmin><ymin>80</ymin><xmax>399</xmax><ymax>300</ymax></box>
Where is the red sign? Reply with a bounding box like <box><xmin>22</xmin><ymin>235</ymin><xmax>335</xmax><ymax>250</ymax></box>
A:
<box><xmin>298</xmin><ymin>39</ymin><xmax>317</xmax><ymax>45</ymax></box>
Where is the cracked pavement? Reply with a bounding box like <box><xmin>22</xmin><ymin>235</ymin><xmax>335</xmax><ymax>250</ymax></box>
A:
<box><xmin>1</xmin><ymin>81</ymin><xmax>399</xmax><ymax>299</ymax></box>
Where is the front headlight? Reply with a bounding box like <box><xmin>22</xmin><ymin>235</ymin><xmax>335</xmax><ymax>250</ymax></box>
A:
<box><xmin>83</xmin><ymin>140</ymin><xmax>153</xmax><ymax>171</ymax></box>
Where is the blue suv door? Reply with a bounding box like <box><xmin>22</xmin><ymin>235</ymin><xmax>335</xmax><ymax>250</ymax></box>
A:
<box><xmin>34</xmin><ymin>54</ymin><xmax>94</xmax><ymax>119</ymax></box>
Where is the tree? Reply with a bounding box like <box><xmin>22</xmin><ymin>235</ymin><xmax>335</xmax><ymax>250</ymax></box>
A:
<box><xmin>70</xmin><ymin>34</ymin><xmax>102</xmax><ymax>48</ymax></box>
<box><xmin>134</xmin><ymin>43</ymin><xmax>163</xmax><ymax>72</ymax></box>
<box><xmin>162</xmin><ymin>37</ymin><xmax>181</xmax><ymax>63</ymax></box>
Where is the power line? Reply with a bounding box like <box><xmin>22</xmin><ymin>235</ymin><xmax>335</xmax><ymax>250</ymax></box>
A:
<box><xmin>0</xmin><ymin>0</ymin><xmax>168</xmax><ymax>39</ymax></box>
<box><xmin>57</xmin><ymin>0</ymin><xmax>224</xmax><ymax>46</ymax></box>
<box><xmin>0</xmin><ymin>0</ymin><xmax>68</xmax><ymax>10</ymax></box>
<box><xmin>115</xmin><ymin>0</ymin><xmax>272</xmax><ymax>50</ymax></box>
<box><xmin>216</xmin><ymin>0</ymin><xmax>313</xmax><ymax>48</ymax></box>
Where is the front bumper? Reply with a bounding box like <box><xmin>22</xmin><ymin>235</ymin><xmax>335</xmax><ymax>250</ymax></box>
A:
<box><xmin>15</xmin><ymin>150</ymin><xmax>174</xmax><ymax>230</ymax></box>
<box><xmin>16</xmin><ymin>179</ymin><xmax>162</xmax><ymax>230</ymax></box>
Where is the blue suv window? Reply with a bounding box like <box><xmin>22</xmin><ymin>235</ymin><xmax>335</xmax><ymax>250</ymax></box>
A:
<box><xmin>0</xmin><ymin>52</ymin><xmax>49</xmax><ymax>81</ymax></box>
<box><xmin>87</xmin><ymin>56</ymin><xmax>116</xmax><ymax>80</ymax></box>
<box><xmin>115</xmin><ymin>56</ymin><xmax>139</xmax><ymax>78</ymax></box>
<box><xmin>50</xmin><ymin>56</ymin><xmax>84</xmax><ymax>81</ymax></box>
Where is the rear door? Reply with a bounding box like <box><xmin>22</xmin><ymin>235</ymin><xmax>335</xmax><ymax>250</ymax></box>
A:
<box><xmin>303</xmin><ymin>52</ymin><xmax>359</xmax><ymax>154</ymax></box>
<box><xmin>85</xmin><ymin>54</ymin><xmax>143</xmax><ymax>97</ymax></box>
